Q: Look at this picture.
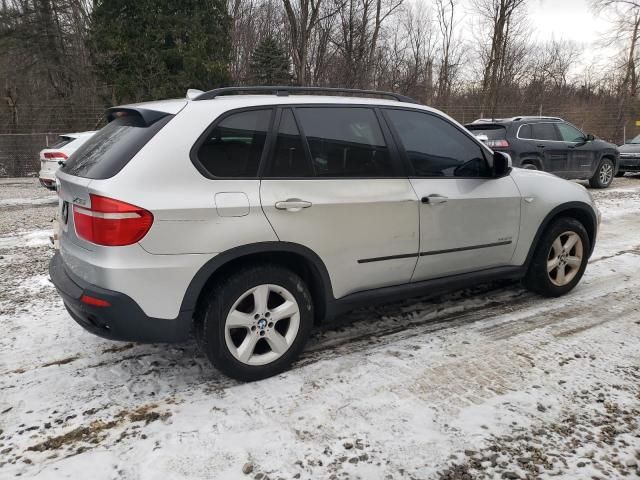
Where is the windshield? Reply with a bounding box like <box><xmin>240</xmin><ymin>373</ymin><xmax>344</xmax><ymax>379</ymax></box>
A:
<box><xmin>47</xmin><ymin>136</ymin><xmax>73</xmax><ymax>149</ymax></box>
<box><xmin>629</xmin><ymin>134</ymin><xmax>640</xmax><ymax>144</ymax></box>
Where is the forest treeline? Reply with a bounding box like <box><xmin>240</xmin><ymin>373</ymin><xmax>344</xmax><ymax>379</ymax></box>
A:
<box><xmin>1</xmin><ymin>0</ymin><xmax>640</xmax><ymax>175</ymax></box>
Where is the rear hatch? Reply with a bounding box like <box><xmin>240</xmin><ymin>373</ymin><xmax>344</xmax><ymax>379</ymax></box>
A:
<box><xmin>465</xmin><ymin>124</ymin><xmax>510</xmax><ymax>150</ymax></box>
<box><xmin>56</xmin><ymin>100</ymin><xmax>186</xmax><ymax>250</ymax></box>
<box><xmin>40</xmin><ymin>136</ymin><xmax>74</xmax><ymax>175</ymax></box>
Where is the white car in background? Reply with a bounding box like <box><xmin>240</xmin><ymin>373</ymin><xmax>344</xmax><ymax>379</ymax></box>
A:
<box><xmin>38</xmin><ymin>132</ymin><xmax>96</xmax><ymax>189</ymax></box>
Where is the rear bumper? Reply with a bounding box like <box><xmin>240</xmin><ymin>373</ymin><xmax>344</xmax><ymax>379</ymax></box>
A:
<box><xmin>49</xmin><ymin>251</ymin><xmax>192</xmax><ymax>343</ymax></box>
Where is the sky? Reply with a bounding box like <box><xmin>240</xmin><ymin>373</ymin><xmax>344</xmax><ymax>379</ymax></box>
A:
<box><xmin>528</xmin><ymin>0</ymin><xmax>604</xmax><ymax>45</ymax></box>
<box><xmin>452</xmin><ymin>0</ymin><xmax>614</xmax><ymax>76</ymax></box>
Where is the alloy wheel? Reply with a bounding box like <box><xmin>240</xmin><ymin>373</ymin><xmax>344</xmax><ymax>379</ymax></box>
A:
<box><xmin>546</xmin><ymin>231</ymin><xmax>584</xmax><ymax>287</ymax></box>
<box><xmin>599</xmin><ymin>162</ymin><xmax>613</xmax><ymax>185</ymax></box>
<box><xmin>224</xmin><ymin>284</ymin><xmax>300</xmax><ymax>366</ymax></box>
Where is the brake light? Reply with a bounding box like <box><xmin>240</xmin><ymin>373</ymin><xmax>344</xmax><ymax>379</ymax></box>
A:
<box><xmin>73</xmin><ymin>194</ymin><xmax>153</xmax><ymax>246</ymax></box>
<box><xmin>487</xmin><ymin>139</ymin><xmax>510</xmax><ymax>149</ymax></box>
<box><xmin>44</xmin><ymin>152</ymin><xmax>68</xmax><ymax>160</ymax></box>
<box><xmin>80</xmin><ymin>295</ymin><xmax>111</xmax><ymax>307</ymax></box>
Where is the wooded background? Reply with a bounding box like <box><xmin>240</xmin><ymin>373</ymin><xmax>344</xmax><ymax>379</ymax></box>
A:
<box><xmin>1</xmin><ymin>0</ymin><xmax>639</xmax><ymax>176</ymax></box>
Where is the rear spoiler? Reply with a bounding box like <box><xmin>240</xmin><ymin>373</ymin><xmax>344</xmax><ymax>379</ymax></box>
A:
<box><xmin>105</xmin><ymin>107</ymin><xmax>170</xmax><ymax>126</ymax></box>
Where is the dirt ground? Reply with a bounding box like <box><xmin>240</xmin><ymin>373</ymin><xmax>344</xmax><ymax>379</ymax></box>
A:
<box><xmin>1</xmin><ymin>176</ymin><xmax>639</xmax><ymax>480</ymax></box>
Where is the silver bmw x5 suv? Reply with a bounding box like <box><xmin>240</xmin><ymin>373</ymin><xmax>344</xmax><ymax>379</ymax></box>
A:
<box><xmin>50</xmin><ymin>87</ymin><xmax>600</xmax><ymax>381</ymax></box>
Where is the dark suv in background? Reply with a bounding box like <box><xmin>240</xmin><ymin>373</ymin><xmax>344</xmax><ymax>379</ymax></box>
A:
<box><xmin>465</xmin><ymin>116</ymin><xmax>619</xmax><ymax>188</ymax></box>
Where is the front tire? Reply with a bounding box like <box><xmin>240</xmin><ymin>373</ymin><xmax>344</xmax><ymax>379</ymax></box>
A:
<box><xmin>195</xmin><ymin>264</ymin><xmax>313</xmax><ymax>381</ymax></box>
<box><xmin>525</xmin><ymin>217</ymin><xmax>590</xmax><ymax>297</ymax></box>
<box><xmin>589</xmin><ymin>158</ymin><xmax>614</xmax><ymax>188</ymax></box>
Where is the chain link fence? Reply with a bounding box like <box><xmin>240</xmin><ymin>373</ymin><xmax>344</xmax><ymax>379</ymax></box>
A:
<box><xmin>1</xmin><ymin>102</ymin><xmax>638</xmax><ymax>178</ymax></box>
<box><xmin>0</xmin><ymin>133</ymin><xmax>72</xmax><ymax>177</ymax></box>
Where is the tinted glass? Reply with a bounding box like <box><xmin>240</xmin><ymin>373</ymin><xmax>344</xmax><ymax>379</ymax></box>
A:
<box><xmin>386</xmin><ymin>109</ymin><xmax>490</xmax><ymax>178</ymax></box>
<box><xmin>197</xmin><ymin>109</ymin><xmax>271</xmax><ymax>178</ymax></box>
<box><xmin>295</xmin><ymin>107</ymin><xmax>394</xmax><ymax>177</ymax></box>
<box><xmin>269</xmin><ymin>109</ymin><xmax>312</xmax><ymax>177</ymax></box>
<box><xmin>518</xmin><ymin>124</ymin><xmax>532</xmax><ymax>139</ymax></box>
<box><xmin>63</xmin><ymin>114</ymin><xmax>172</xmax><ymax>179</ymax></box>
<box><xmin>530</xmin><ymin>123</ymin><xmax>560</xmax><ymax>141</ymax></box>
<box><xmin>556</xmin><ymin>123</ymin><xmax>585</xmax><ymax>142</ymax></box>
<box><xmin>466</xmin><ymin>126</ymin><xmax>506</xmax><ymax>140</ymax></box>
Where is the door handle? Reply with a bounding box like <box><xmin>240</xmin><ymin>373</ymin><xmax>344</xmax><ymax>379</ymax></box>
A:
<box><xmin>275</xmin><ymin>199</ymin><xmax>312</xmax><ymax>211</ymax></box>
<box><xmin>536</xmin><ymin>144</ymin><xmax>546</xmax><ymax>149</ymax></box>
<box><xmin>421</xmin><ymin>194</ymin><xmax>448</xmax><ymax>205</ymax></box>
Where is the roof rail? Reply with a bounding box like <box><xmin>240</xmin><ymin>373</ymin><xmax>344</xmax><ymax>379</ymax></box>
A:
<box><xmin>512</xmin><ymin>116</ymin><xmax>562</xmax><ymax>121</ymax></box>
<box><xmin>192</xmin><ymin>86</ymin><xmax>419</xmax><ymax>104</ymax></box>
<box><xmin>471</xmin><ymin>118</ymin><xmax>503</xmax><ymax>123</ymax></box>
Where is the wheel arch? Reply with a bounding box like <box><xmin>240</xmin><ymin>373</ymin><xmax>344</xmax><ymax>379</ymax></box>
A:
<box><xmin>600</xmin><ymin>152</ymin><xmax>618</xmax><ymax>170</ymax></box>
<box><xmin>520</xmin><ymin>157</ymin><xmax>543</xmax><ymax>170</ymax></box>
<box><xmin>525</xmin><ymin>202</ymin><xmax>598</xmax><ymax>267</ymax></box>
<box><xmin>180</xmin><ymin>242</ymin><xmax>334</xmax><ymax>325</ymax></box>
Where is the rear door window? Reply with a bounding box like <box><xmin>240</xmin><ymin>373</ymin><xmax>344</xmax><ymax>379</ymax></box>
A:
<box><xmin>294</xmin><ymin>107</ymin><xmax>395</xmax><ymax>177</ymax></box>
<box><xmin>529</xmin><ymin>123</ymin><xmax>561</xmax><ymax>141</ymax></box>
<box><xmin>196</xmin><ymin>109</ymin><xmax>272</xmax><ymax>178</ymax></box>
<box><xmin>62</xmin><ymin>114</ymin><xmax>172</xmax><ymax>179</ymax></box>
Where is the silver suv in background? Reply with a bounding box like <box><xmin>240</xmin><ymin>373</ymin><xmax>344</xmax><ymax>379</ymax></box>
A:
<box><xmin>49</xmin><ymin>87</ymin><xmax>600</xmax><ymax>381</ymax></box>
<box><xmin>39</xmin><ymin>132</ymin><xmax>95</xmax><ymax>189</ymax></box>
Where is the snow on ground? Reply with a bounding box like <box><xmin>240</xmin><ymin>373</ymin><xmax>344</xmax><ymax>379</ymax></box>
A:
<box><xmin>0</xmin><ymin>230</ymin><xmax>52</xmax><ymax>249</ymax></box>
<box><xmin>0</xmin><ymin>196</ymin><xmax>57</xmax><ymax>207</ymax></box>
<box><xmin>1</xmin><ymin>177</ymin><xmax>639</xmax><ymax>480</ymax></box>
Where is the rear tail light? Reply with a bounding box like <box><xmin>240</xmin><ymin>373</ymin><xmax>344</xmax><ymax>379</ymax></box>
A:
<box><xmin>73</xmin><ymin>194</ymin><xmax>153</xmax><ymax>246</ymax></box>
<box><xmin>486</xmin><ymin>139</ymin><xmax>510</xmax><ymax>149</ymax></box>
<box><xmin>43</xmin><ymin>152</ymin><xmax>68</xmax><ymax>160</ymax></box>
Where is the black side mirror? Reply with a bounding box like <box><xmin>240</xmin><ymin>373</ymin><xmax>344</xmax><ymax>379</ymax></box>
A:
<box><xmin>585</xmin><ymin>133</ymin><xmax>595</xmax><ymax>142</ymax></box>
<box><xmin>493</xmin><ymin>151</ymin><xmax>512</xmax><ymax>178</ymax></box>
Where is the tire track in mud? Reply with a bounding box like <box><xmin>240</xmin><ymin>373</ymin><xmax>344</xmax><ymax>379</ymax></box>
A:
<box><xmin>298</xmin><ymin>252</ymin><xmax>640</xmax><ymax>365</ymax></box>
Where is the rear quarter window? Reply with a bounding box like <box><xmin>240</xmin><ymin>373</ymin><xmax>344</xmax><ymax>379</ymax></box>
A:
<box><xmin>518</xmin><ymin>124</ymin><xmax>532</xmax><ymax>139</ymax></box>
<box><xmin>61</xmin><ymin>114</ymin><xmax>172</xmax><ymax>180</ymax></box>
<box><xmin>194</xmin><ymin>109</ymin><xmax>272</xmax><ymax>178</ymax></box>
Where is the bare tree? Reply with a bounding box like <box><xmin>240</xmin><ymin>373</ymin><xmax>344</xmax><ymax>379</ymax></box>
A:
<box><xmin>472</xmin><ymin>0</ymin><xmax>529</xmax><ymax>116</ymax></box>
<box><xmin>282</xmin><ymin>0</ymin><xmax>325</xmax><ymax>84</ymax></box>
<box><xmin>435</xmin><ymin>0</ymin><xmax>462</xmax><ymax>105</ymax></box>
<box><xmin>592</xmin><ymin>0</ymin><xmax>640</xmax><ymax>138</ymax></box>
<box><xmin>331</xmin><ymin>0</ymin><xmax>403</xmax><ymax>88</ymax></box>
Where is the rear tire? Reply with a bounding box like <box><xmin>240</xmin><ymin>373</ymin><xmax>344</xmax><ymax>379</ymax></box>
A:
<box><xmin>522</xmin><ymin>163</ymin><xmax>538</xmax><ymax>170</ymax></box>
<box><xmin>525</xmin><ymin>217</ymin><xmax>590</xmax><ymax>297</ymax></box>
<box><xmin>589</xmin><ymin>158</ymin><xmax>614</xmax><ymax>188</ymax></box>
<box><xmin>195</xmin><ymin>264</ymin><xmax>313</xmax><ymax>381</ymax></box>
